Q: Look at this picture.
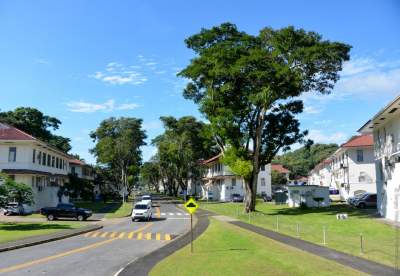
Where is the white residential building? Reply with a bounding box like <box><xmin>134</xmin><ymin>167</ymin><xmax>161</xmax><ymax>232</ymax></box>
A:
<box><xmin>330</xmin><ymin>134</ymin><xmax>376</xmax><ymax>200</ymax></box>
<box><xmin>201</xmin><ymin>154</ymin><xmax>271</xmax><ymax>201</ymax></box>
<box><xmin>69</xmin><ymin>159</ymin><xmax>95</xmax><ymax>182</ymax></box>
<box><xmin>359</xmin><ymin>95</ymin><xmax>400</xmax><ymax>222</ymax></box>
<box><xmin>0</xmin><ymin>123</ymin><xmax>70</xmax><ymax>210</ymax></box>
<box><xmin>308</xmin><ymin>159</ymin><xmax>332</xmax><ymax>187</ymax></box>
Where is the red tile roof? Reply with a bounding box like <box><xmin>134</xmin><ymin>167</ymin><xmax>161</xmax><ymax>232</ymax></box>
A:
<box><xmin>341</xmin><ymin>134</ymin><xmax>373</xmax><ymax>148</ymax></box>
<box><xmin>272</xmin><ymin>164</ymin><xmax>290</xmax><ymax>174</ymax></box>
<box><xmin>69</xmin><ymin>159</ymin><xmax>86</xmax><ymax>165</ymax></box>
<box><xmin>0</xmin><ymin>123</ymin><xmax>36</xmax><ymax>141</ymax></box>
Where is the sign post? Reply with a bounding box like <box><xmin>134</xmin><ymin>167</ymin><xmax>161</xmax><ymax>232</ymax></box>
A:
<box><xmin>184</xmin><ymin>198</ymin><xmax>199</xmax><ymax>253</ymax></box>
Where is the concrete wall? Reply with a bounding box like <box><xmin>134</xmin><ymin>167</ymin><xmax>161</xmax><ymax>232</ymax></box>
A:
<box><xmin>373</xmin><ymin>116</ymin><xmax>400</xmax><ymax>222</ymax></box>
<box><xmin>288</xmin><ymin>186</ymin><xmax>330</xmax><ymax>208</ymax></box>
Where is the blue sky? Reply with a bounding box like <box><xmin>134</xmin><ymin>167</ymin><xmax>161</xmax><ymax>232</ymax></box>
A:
<box><xmin>0</xmin><ymin>0</ymin><xmax>399</xmax><ymax>163</ymax></box>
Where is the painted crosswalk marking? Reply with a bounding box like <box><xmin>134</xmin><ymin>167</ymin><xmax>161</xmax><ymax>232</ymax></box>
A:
<box><xmin>83</xmin><ymin>231</ymin><xmax>174</xmax><ymax>241</ymax></box>
<box><xmin>159</xmin><ymin>212</ymin><xmax>190</xmax><ymax>216</ymax></box>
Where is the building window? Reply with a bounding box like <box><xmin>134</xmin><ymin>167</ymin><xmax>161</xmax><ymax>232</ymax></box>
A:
<box><xmin>358</xmin><ymin>172</ymin><xmax>366</xmax><ymax>183</ymax></box>
<box><xmin>42</xmin><ymin>153</ymin><xmax>47</xmax><ymax>166</ymax></box>
<box><xmin>47</xmin><ymin>155</ymin><xmax>51</xmax><ymax>166</ymax></box>
<box><xmin>32</xmin><ymin>149</ymin><xmax>36</xmax><ymax>163</ymax></box>
<box><xmin>232</xmin><ymin>178</ymin><xmax>236</xmax><ymax>187</ymax></box>
<box><xmin>261</xmin><ymin>165</ymin><xmax>265</xmax><ymax>171</ymax></box>
<box><xmin>56</xmin><ymin>157</ymin><xmax>59</xmax><ymax>169</ymax></box>
<box><xmin>38</xmin><ymin>151</ymin><xmax>42</xmax><ymax>165</ymax></box>
<box><xmin>357</xmin><ymin>150</ymin><xmax>364</xmax><ymax>162</ymax></box>
<box><xmin>8</xmin><ymin>147</ymin><xmax>17</xmax><ymax>162</ymax></box>
<box><xmin>52</xmin><ymin>156</ymin><xmax>55</xmax><ymax>167</ymax></box>
<box><xmin>261</xmin><ymin>177</ymin><xmax>266</xmax><ymax>186</ymax></box>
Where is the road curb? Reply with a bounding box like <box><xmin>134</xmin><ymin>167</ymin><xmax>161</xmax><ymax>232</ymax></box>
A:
<box><xmin>0</xmin><ymin>224</ymin><xmax>103</xmax><ymax>253</ymax></box>
<box><xmin>117</xmin><ymin>208</ymin><xmax>210</xmax><ymax>276</ymax></box>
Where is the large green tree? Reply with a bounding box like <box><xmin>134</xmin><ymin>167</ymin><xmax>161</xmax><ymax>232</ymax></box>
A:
<box><xmin>140</xmin><ymin>161</ymin><xmax>161</xmax><ymax>193</ymax></box>
<box><xmin>90</xmin><ymin>117</ymin><xmax>146</xmax><ymax>202</ymax></box>
<box><xmin>274</xmin><ymin>143</ymin><xmax>339</xmax><ymax>177</ymax></box>
<box><xmin>152</xmin><ymin>116</ymin><xmax>217</xmax><ymax>196</ymax></box>
<box><xmin>0</xmin><ymin>173</ymin><xmax>34</xmax><ymax>207</ymax></box>
<box><xmin>0</xmin><ymin>107</ymin><xmax>71</xmax><ymax>152</ymax></box>
<box><xmin>179</xmin><ymin>23</ymin><xmax>351</xmax><ymax>212</ymax></box>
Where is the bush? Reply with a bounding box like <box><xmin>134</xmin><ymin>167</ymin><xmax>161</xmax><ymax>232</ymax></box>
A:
<box><xmin>299</xmin><ymin>202</ymin><xmax>308</xmax><ymax>209</ymax></box>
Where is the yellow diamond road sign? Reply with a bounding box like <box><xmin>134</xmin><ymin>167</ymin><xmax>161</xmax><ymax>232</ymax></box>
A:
<box><xmin>184</xmin><ymin>198</ymin><xmax>199</xmax><ymax>214</ymax></box>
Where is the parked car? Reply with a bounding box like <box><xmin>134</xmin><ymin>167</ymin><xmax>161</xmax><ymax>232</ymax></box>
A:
<box><xmin>4</xmin><ymin>203</ymin><xmax>33</xmax><ymax>216</ymax></box>
<box><xmin>262</xmin><ymin>195</ymin><xmax>272</xmax><ymax>202</ymax></box>
<box><xmin>353</xmin><ymin>193</ymin><xmax>377</xmax><ymax>208</ymax></box>
<box><xmin>231</xmin><ymin>193</ymin><xmax>244</xmax><ymax>202</ymax></box>
<box><xmin>347</xmin><ymin>192</ymin><xmax>367</xmax><ymax>205</ymax></box>
<box><xmin>131</xmin><ymin>201</ymin><xmax>152</xmax><ymax>221</ymax></box>
<box><xmin>41</xmin><ymin>203</ymin><xmax>92</xmax><ymax>221</ymax></box>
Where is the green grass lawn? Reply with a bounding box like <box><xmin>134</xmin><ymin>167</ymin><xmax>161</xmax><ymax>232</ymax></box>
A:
<box><xmin>151</xmin><ymin>218</ymin><xmax>364</xmax><ymax>276</ymax></box>
<box><xmin>104</xmin><ymin>202</ymin><xmax>132</xmax><ymax>218</ymax></box>
<box><xmin>200</xmin><ymin>201</ymin><xmax>400</xmax><ymax>268</ymax></box>
<box><xmin>0</xmin><ymin>222</ymin><xmax>84</xmax><ymax>244</ymax></box>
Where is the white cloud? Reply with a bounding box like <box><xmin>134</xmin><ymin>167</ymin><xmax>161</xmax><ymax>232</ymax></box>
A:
<box><xmin>304</xmin><ymin>105</ymin><xmax>321</xmax><ymax>114</ymax></box>
<box><xmin>117</xmin><ymin>103</ymin><xmax>140</xmax><ymax>110</ymax></box>
<box><xmin>308</xmin><ymin>129</ymin><xmax>347</xmax><ymax>145</ymax></box>
<box><xmin>35</xmin><ymin>58</ymin><xmax>50</xmax><ymax>65</ymax></box>
<box><xmin>66</xmin><ymin>99</ymin><xmax>140</xmax><ymax>113</ymax></box>
<box><xmin>90</xmin><ymin>62</ymin><xmax>147</xmax><ymax>85</ymax></box>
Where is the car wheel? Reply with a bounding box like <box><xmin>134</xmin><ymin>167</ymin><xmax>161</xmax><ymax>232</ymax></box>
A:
<box><xmin>77</xmin><ymin>215</ymin><xmax>84</xmax><ymax>221</ymax></box>
<box><xmin>47</xmin><ymin>214</ymin><xmax>55</xmax><ymax>221</ymax></box>
<box><xmin>358</xmin><ymin>203</ymin><xmax>366</xmax><ymax>209</ymax></box>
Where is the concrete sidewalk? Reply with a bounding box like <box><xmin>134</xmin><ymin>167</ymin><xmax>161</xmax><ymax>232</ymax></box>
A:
<box><xmin>212</xmin><ymin>215</ymin><xmax>397</xmax><ymax>276</ymax></box>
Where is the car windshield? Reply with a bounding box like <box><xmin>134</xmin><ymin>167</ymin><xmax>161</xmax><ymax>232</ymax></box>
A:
<box><xmin>135</xmin><ymin>205</ymin><xmax>147</xmax><ymax>210</ymax></box>
<box><xmin>142</xmin><ymin>196</ymin><xmax>151</xmax><ymax>200</ymax></box>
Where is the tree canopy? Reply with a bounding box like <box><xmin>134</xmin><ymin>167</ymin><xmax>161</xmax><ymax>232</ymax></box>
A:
<box><xmin>274</xmin><ymin>143</ymin><xmax>339</xmax><ymax>177</ymax></box>
<box><xmin>0</xmin><ymin>107</ymin><xmax>72</xmax><ymax>152</ymax></box>
<box><xmin>151</xmin><ymin>116</ymin><xmax>217</xmax><ymax>196</ymax></box>
<box><xmin>90</xmin><ymin>117</ymin><xmax>146</xmax><ymax>201</ymax></box>
<box><xmin>179</xmin><ymin>23</ymin><xmax>351</xmax><ymax>212</ymax></box>
<box><xmin>0</xmin><ymin>173</ymin><xmax>34</xmax><ymax>207</ymax></box>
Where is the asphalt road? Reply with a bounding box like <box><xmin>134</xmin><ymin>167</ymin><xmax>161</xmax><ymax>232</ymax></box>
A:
<box><xmin>0</xmin><ymin>203</ymin><xmax>190</xmax><ymax>276</ymax></box>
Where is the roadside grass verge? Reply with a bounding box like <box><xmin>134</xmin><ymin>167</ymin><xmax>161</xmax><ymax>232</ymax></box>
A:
<box><xmin>104</xmin><ymin>202</ymin><xmax>132</xmax><ymax>218</ymax></box>
<box><xmin>150</xmin><ymin>218</ymin><xmax>363</xmax><ymax>276</ymax></box>
<box><xmin>0</xmin><ymin>222</ymin><xmax>84</xmax><ymax>244</ymax></box>
<box><xmin>200</xmin><ymin>202</ymin><xmax>399</xmax><ymax>268</ymax></box>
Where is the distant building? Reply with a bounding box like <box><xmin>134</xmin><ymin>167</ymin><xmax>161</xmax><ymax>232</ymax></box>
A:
<box><xmin>201</xmin><ymin>154</ymin><xmax>271</xmax><ymax>201</ymax></box>
<box><xmin>330</xmin><ymin>134</ymin><xmax>376</xmax><ymax>200</ymax></box>
<box><xmin>0</xmin><ymin>122</ymin><xmax>70</xmax><ymax>210</ymax></box>
<box><xmin>271</xmin><ymin>164</ymin><xmax>290</xmax><ymax>180</ymax></box>
<box><xmin>308</xmin><ymin>159</ymin><xmax>332</xmax><ymax>187</ymax></box>
<box><xmin>359</xmin><ymin>95</ymin><xmax>400</xmax><ymax>222</ymax></box>
<box><xmin>69</xmin><ymin>159</ymin><xmax>95</xmax><ymax>182</ymax></box>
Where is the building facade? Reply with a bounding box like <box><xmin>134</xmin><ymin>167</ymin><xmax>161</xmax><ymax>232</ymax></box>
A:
<box><xmin>201</xmin><ymin>154</ymin><xmax>272</xmax><ymax>201</ymax></box>
<box><xmin>329</xmin><ymin>135</ymin><xmax>376</xmax><ymax>200</ymax></box>
<box><xmin>0</xmin><ymin>123</ymin><xmax>70</xmax><ymax>210</ymax></box>
<box><xmin>359</xmin><ymin>95</ymin><xmax>400</xmax><ymax>222</ymax></box>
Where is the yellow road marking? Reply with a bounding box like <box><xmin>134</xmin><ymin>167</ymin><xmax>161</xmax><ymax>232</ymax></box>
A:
<box><xmin>156</xmin><ymin>233</ymin><xmax>161</xmax><ymax>240</ymax></box>
<box><xmin>118</xmin><ymin>232</ymin><xmax>125</xmax><ymax>239</ymax></box>
<box><xmin>91</xmin><ymin>232</ymin><xmax>100</xmax><ymax>238</ymax></box>
<box><xmin>83</xmin><ymin>232</ymin><xmax>92</xmax><ymax>237</ymax></box>
<box><xmin>128</xmin><ymin>232</ymin><xmax>135</xmax><ymax>239</ymax></box>
<box><xmin>164</xmin><ymin>234</ymin><xmax>171</xmax><ymax>241</ymax></box>
<box><xmin>110</xmin><ymin>232</ymin><xmax>118</xmax><ymax>238</ymax></box>
<box><xmin>146</xmin><ymin>233</ymin><xmax>152</xmax><ymax>240</ymax></box>
<box><xmin>101</xmin><ymin>232</ymin><xmax>109</xmax><ymax>238</ymax></box>
<box><xmin>156</xmin><ymin>207</ymin><xmax>161</xmax><ymax>218</ymax></box>
<box><xmin>137</xmin><ymin>232</ymin><xmax>143</xmax><ymax>240</ymax></box>
<box><xmin>0</xmin><ymin>238</ymin><xmax>118</xmax><ymax>274</ymax></box>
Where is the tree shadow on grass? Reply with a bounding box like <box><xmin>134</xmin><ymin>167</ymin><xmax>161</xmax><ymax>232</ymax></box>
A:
<box><xmin>193</xmin><ymin>248</ymin><xmax>249</xmax><ymax>254</ymax></box>
<box><xmin>255</xmin><ymin>204</ymin><xmax>378</xmax><ymax>219</ymax></box>
<box><xmin>0</xmin><ymin>223</ymin><xmax>76</xmax><ymax>231</ymax></box>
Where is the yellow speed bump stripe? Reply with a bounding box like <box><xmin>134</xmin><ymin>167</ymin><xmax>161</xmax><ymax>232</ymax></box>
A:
<box><xmin>118</xmin><ymin>232</ymin><xmax>125</xmax><ymax>239</ymax></box>
<box><xmin>156</xmin><ymin>207</ymin><xmax>161</xmax><ymax>218</ymax></box>
<box><xmin>164</xmin><ymin>234</ymin><xmax>171</xmax><ymax>241</ymax></box>
<box><xmin>110</xmin><ymin>232</ymin><xmax>118</xmax><ymax>238</ymax></box>
<box><xmin>101</xmin><ymin>232</ymin><xmax>109</xmax><ymax>238</ymax></box>
<box><xmin>91</xmin><ymin>232</ymin><xmax>101</xmax><ymax>238</ymax></box>
<box><xmin>128</xmin><ymin>232</ymin><xmax>135</xmax><ymax>239</ymax></box>
<box><xmin>146</xmin><ymin>233</ymin><xmax>152</xmax><ymax>240</ymax></box>
<box><xmin>137</xmin><ymin>232</ymin><xmax>143</xmax><ymax>240</ymax></box>
<box><xmin>156</xmin><ymin>233</ymin><xmax>161</xmax><ymax>240</ymax></box>
<box><xmin>0</xmin><ymin>238</ymin><xmax>118</xmax><ymax>274</ymax></box>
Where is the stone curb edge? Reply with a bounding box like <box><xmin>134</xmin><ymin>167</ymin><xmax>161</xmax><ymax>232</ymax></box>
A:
<box><xmin>0</xmin><ymin>224</ymin><xmax>103</xmax><ymax>253</ymax></box>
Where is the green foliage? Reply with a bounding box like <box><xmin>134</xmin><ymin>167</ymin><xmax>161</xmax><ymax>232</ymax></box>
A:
<box><xmin>271</xmin><ymin>170</ymin><xmax>288</xmax><ymax>186</ymax></box>
<box><xmin>151</xmin><ymin>116</ymin><xmax>217</xmax><ymax>196</ymax></box>
<box><xmin>0</xmin><ymin>173</ymin><xmax>34</xmax><ymax>206</ymax></box>
<box><xmin>65</xmin><ymin>174</ymin><xmax>94</xmax><ymax>201</ymax></box>
<box><xmin>0</xmin><ymin>107</ymin><xmax>71</xmax><ymax>152</ymax></box>
<box><xmin>90</xmin><ymin>117</ymin><xmax>147</xmax><ymax>196</ymax></box>
<box><xmin>274</xmin><ymin>143</ymin><xmax>338</xmax><ymax>177</ymax></box>
<box><xmin>222</xmin><ymin>147</ymin><xmax>253</xmax><ymax>179</ymax></box>
<box><xmin>179</xmin><ymin>22</ymin><xmax>350</xmax><ymax>211</ymax></box>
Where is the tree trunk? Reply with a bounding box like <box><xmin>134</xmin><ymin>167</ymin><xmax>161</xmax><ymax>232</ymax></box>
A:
<box><xmin>244</xmin><ymin>173</ymin><xmax>257</xmax><ymax>212</ymax></box>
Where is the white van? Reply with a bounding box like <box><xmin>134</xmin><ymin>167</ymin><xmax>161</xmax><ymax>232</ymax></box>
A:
<box><xmin>131</xmin><ymin>201</ymin><xmax>152</xmax><ymax>221</ymax></box>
